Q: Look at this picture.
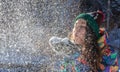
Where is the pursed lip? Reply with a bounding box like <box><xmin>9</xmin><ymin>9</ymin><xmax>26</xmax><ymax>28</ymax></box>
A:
<box><xmin>74</xmin><ymin>36</ymin><xmax>85</xmax><ymax>44</ymax></box>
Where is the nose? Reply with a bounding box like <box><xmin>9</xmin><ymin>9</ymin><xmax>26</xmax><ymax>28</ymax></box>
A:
<box><xmin>81</xmin><ymin>30</ymin><xmax>85</xmax><ymax>34</ymax></box>
<box><xmin>75</xmin><ymin>33</ymin><xmax>83</xmax><ymax>37</ymax></box>
<box><xmin>74</xmin><ymin>32</ymin><xmax>78</xmax><ymax>37</ymax></box>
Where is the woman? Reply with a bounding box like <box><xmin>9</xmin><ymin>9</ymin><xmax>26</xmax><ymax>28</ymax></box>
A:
<box><xmin>49</xmin><ymin>11</ymin><xmax>105</xmax><ymax>72</ymax></box>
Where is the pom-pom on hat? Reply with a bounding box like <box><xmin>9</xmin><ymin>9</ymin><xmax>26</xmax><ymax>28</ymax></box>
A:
<box><xmin>87</xmin><ymin>10</ymin><xmax>105</xmax><ymax>26</ymax></box>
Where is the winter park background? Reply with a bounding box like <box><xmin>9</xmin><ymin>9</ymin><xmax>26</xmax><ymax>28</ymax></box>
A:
<box><xmin>0</xmin><ymin>0</ymin><xmax>120</xmax><ymax>72</ymax></box>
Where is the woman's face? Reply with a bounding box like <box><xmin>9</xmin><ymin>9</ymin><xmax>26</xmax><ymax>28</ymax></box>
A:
<box><xmin>72</xmin><ymin>19</ymin><xmax>87</xmax><ymax>45</ymax></box>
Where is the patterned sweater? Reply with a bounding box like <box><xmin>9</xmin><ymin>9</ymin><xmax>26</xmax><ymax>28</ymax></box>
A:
<box><xmin>49</xmin><ymin>36</ymin><xmax>91</xmax><ymax>72</ymax></box>
<box><xmin>97</xmin><ymin>34</ymin><xmax>119</xmax><ymax>72</ymax></box>
<box><xmin>49</xmin><ymin>35</ymin><xmax>119</xmax><ymax>72</ymax></box>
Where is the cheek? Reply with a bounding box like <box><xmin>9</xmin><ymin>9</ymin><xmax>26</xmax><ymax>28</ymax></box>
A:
<box><xmin>79</xmin><ymin>29</ymin><xmax>86</xmax><ymax>35</ymax></box>
<box><xmin>72</xmin><ymin>28</ymin><xmax>86</xmax><ymax>38</ymax></box>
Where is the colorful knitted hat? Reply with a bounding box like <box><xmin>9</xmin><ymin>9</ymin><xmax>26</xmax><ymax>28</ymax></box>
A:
<box><xmin>75</xmin><ymin>13</ymin><xmax>101</xmax><ymax>39</ymax></box>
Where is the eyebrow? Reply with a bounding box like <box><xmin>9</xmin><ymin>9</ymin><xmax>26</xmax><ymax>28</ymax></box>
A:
<box><xmin>76</xmin><ymin>24</ymin><xmax>86</xmax><ymax>27</ymax></box>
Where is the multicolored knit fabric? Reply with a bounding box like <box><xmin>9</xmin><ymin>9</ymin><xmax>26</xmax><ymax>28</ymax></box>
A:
<box><xmin>98</xmin><ymin>34</ymin><xmax>119</xmax><ymax>72</ymax></box>
<box><xmin>49</xmin><ymin>37</ymin><xmax>91</xmax><ymax>72</ymax></box>
<box><xmin>60</xmin><ymin>52</ymin><xmax>90</xmax><ymax>72</ymax></box>
<box><xmin>50</xmin><ymin>34</ymin><xmax>119</xmax><ymax>72</ymax></box>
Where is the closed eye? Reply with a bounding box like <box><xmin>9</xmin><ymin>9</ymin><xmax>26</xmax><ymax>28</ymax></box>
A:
<box><xmin>79</xmin><ymin>26</ymin><xmax>86</xmax><ymax>29</ymax></box>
